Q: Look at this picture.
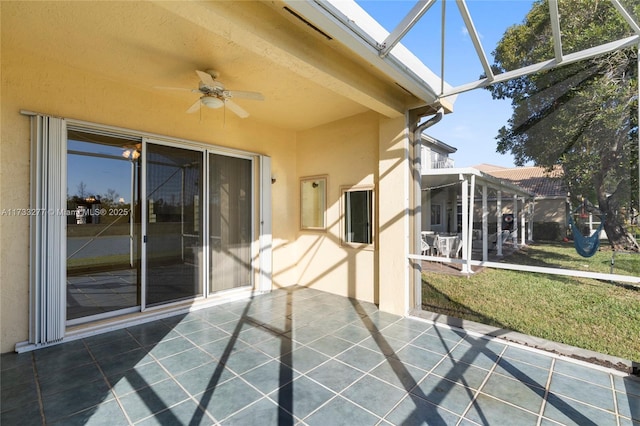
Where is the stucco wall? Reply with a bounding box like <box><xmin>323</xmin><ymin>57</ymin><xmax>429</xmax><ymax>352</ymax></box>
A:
<box><xmin>0</xmin><ymin>42</ymin><xmax>299</xmax><ymax>353</ymax></box>
<box><xmin>294</xmin><ymin>112</ymin><xmax>409</xmax><ymax>315</ymax></box>
<box><xmin>295</xmin><ymin>112</ymin><xmax>379</xmax><ymax>302</ymax></box>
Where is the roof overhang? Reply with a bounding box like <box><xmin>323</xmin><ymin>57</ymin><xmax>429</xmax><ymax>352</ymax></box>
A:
<box><xmin>281</xmin><ymin>0</ymin><xmax>455</xmax><ymax>113</ymax></box>
<box><xmin>421</xmin><ymin>134</ymin><xmax>457</xmax><ymax>154</ymax></box>
<box><xmin>422</xmin><ymin>167</ymin><xmax>535</xmax><ymax>198</ymax></box>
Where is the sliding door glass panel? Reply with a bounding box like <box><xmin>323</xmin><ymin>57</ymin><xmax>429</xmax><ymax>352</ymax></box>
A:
<box><xmin>209</xmin><ymin>154</ymin><xmax>252</xmax><ymax>292</ymax></box>
<box><xmin>66</xmin><ymin>130</ymin><xmax>141</xmax><ymax>321</ymax></box>
<box><xmin>146</xmin><ymin>144</ymin><xmax>203</xmax><ymax>306</ymax></box>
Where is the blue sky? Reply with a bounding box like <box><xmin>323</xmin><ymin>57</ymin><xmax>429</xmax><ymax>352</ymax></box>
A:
<box><xmin>356</xmin><ymin>0</ymin><xmax>535</xmax><ymax>167</ymax></box>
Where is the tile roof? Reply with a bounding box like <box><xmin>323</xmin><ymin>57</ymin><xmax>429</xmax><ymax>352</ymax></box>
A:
<box><xmin>473</xmin><ymin>164</ymin><xmax>567</xmax><ymax>198</ymax></box>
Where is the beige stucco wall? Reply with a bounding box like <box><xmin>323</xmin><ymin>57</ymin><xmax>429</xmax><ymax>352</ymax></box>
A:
<box><xmin>0</xmin><ymin>42</ymin><xmax>300</xmax><ymax>353</ymax></box>
<box><xmin>295</xmin><ymin>112</ymin><xmax>379</xmax><ymax>302</ymax></box>
<box><xmin>532</xmin><ymin>198</ymin><xmax>567</xmax><ymax>225</ymax></box>
<box><xmin>472</xmin><ymin>198</ymin><xmax>567</xmax><ymax>225</ymax></box>
<box><xmin>293</xmin><ymin>112</ymin><xmax>410</xmax><ymax>315</ymax></box>
<box><xmin>377</xmin><ymin>116</ymin><xmax>410</xmax><ymax>315</ymax></box>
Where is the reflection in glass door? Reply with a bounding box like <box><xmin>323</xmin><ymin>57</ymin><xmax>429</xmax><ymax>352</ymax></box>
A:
<box><xmin>145</xmin><ymin>143</ymin><xmax>203</xmax><ymax>306</ymax></box>
<box><xmin>66</xmin><ymin>130</ymin><xmax>141</xmax><ymax>322</ymax></box>
<box><xmin>209</xmin><ymin>154</ymin><xmax>252</xmax><ymax>292</ymax></box>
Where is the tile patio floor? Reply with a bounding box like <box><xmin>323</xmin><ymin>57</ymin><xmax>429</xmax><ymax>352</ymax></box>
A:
<box><xmin>2</xmin><ymin>286</ymin><xmax>639</xmax><ymax>425</ymax></box>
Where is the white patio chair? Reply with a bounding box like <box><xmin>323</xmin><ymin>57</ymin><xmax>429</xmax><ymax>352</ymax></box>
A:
<box><xmin>421</xmin><ymin>237</ymin><xmax>431</xmax><ymax>255</ymax></box>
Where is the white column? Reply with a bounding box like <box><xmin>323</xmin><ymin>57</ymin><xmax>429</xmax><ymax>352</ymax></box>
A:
<box><xmin>512</xmin><ymin>194</ymin><xmax>519</xmax><ymax>248</ymax></box>
<box><xmin>482</xmin><ymin>185</ymin><xmax>488</xmax><ymax>262</ymax></box>
<box><xmin>497</xmin><ymin>191</ymin><xmax>503</xmax><ymax>257</ymax></box>
<box><xmin>461</xmin><ymin>176</ymin><xmax>469</xmax><ymax>272</ymax></box>
<box><xmin>529</xmin><ymin>200</ymin><xmax>535</xmax><ymax>242</ymax></box>
<box><xmin>465</xmin><ymin>174</ymin><xmax>475</xmax><ymax>273</ymax></box>
<box><xmin>520</xmin><ymin>197</ymin><xmax>526</xmax><ymax>246</ymax></box>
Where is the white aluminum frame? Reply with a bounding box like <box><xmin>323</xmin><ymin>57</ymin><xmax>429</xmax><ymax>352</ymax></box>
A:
<box><xmin>294</xmin><ymin>0</ymin><xmax>640</xmax><ymax>100</ymax></box>
<box><xmin>21</xmin><ymin>111</ymin><xmax>272</xmax><ymax>351</ymax></box>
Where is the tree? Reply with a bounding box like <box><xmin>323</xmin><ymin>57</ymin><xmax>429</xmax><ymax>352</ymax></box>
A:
<box><xmin>101</xmin><ymin>188</ymin><xmax>120</xmax><ymax>207</ymax></box>
<box><xmin>487</xmin><ymin>0</ymin><xmax>639</xmax><ymax>251</ymax></box>
<box><xmin>76</xmin><ymin>181</ymin><xmax>88</xmax><ymax>199</ymax></box>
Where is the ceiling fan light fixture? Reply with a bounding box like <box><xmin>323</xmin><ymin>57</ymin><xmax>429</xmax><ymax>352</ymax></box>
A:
<box><xmin>201</xmin><ymin>96</ymin><xmax>224</xmax><ymax>109</ymax></box>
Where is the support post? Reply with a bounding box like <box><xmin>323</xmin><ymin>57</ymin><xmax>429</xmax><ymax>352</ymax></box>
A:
<box><xmin>461</xmin><ymin>175</ymin><xmax>469</xmax><ymax>273</ymax></box>
<box><xmin>497</xmin><ymin>191</ymin><xmax>503</xmax><ymax>257</ymax></box>
<box><xmin>482</xmin><ymin>185</ymin><xmax>488</xmax><ymax>261</ymax></box>
<box><xmin>464</xmin><ymin>174</ymin><xmax>475</xmax><ymax>274</ymax></box>
<box><xmin>513</xmin><ymin>194</ymin><xmax>519</xmax><ymax>249</ymax></box>
<box><xmin>529</xmin><ymin>200</ymin><xmax>535</xmax><ymax>242</ymax></box>
<box><xmin>520</xmin><ymin>197</ymin><xmax>526</xmax><ymax>246</ymax></box>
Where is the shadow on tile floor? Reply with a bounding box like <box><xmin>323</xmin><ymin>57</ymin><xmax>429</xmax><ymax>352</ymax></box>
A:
<box><xmin>2</xmin><ymin>286</ymin><xmax>639</xmax><ymax>425</ymax></box>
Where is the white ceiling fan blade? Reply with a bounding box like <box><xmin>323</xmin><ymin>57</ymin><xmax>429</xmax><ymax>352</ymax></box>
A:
<box><xmin>195</xmin><ymin>70</ymin><xmax>216</xmax><ymax>87</ymax></box>
<box><xmin>223</xmin><ymin>90</ymin><xmax>264</xmax><ymax>101</ymax></box>
<box><xmin>186</xmin><ymin>99</ymin><xmax>202</xmax><ymax>114</ymax></box>
<box><xmin>225</xmin><ymin>100</ymin><xmax>250</xmax><ymax>118</ymax></box>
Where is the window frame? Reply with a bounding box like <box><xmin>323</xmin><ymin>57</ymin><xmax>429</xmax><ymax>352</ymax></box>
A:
<box><xmin>430</xmin><ymin>203</ymin><xmax>442</xmax><ymax>226</ymax></box>
<box><xmin>300</xmin><ymin>175</ymin><xmax>328</xmax><ymax>231</ymax></box>
<box><xmin>340</xmin><ymin>184</ymin><xmax>375</xmax><ymax>249</ymax></box>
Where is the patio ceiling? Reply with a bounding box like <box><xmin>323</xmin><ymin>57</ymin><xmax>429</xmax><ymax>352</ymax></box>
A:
<box><xmin>4</xmin><ymin>1</ymin><xmax>439</xmax><ymax>132</ymax></box>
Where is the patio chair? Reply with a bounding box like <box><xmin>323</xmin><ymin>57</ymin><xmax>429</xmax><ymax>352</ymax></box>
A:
<box><xmin>435</xmin><ymin>235</ymin><xmax>457</xmax><ymax>258</ymax></box>
<box><xmin>421</xmin><ymin>236</ymin><xmax>431</xmax><ymax>255</ymax></box>
<box><xmin>454</xmin><ymin>236</ymin><xmax>463</xmax><ymax>258</ymax></box>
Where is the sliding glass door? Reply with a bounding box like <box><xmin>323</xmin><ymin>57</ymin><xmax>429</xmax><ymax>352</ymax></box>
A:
<box><xmin>145</xmin><ymin>143</ymin><xmax>203</xmax><ymax>306</ymax></box>
<box><xmin>209</xmin><ymin>154</ymin><xmax>253</xmax><ymax>293</ymax></box>
<box><xmin>66</xmin><ymin>130</ymin><xmax>141</xmax><ymax>322</ymax></box>
<box><xmin>67</xmin><ymin>138</ymin><xmax>254</xmax><ymax>316</ymax></box>
<box><xmin>32</xmin><ymin>116</ymin><xmax>270</xmax><ymax>345</ymax></box>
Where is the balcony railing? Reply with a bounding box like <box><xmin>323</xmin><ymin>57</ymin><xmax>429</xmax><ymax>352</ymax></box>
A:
<box><xmin>431</xmin><ymin>158</ymin><xmax>455</xmax><ymax>169</ymax></box>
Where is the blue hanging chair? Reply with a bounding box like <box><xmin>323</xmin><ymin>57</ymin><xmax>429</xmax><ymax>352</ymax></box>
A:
<box><xmin>568</xmin><ymin>209</ymin><xmax>606</xmax><ymax>258</ymax></box>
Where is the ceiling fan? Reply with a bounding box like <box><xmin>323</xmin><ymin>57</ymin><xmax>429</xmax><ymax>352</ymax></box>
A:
<box><xmin>159</xmin><ymin>70</ymin><xmax>264</xmax><ymax>118</ymax></box>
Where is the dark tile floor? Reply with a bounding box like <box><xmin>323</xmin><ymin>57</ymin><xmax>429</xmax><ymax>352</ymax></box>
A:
<box><xmin>2</xmin><ymin>286</ymin><xmax>639</xmax><ymax>425</ymax></box>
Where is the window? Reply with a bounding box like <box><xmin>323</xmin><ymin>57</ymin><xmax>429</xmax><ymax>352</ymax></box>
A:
<box><xmin>300</xmin><ymin>176</ymin><xmax>327</xmax><ymax>230</ymax></box>
<box><xmin>342</xmin><ymin>186</ymin><xmax>374</xmax><ymax>246</ymax></box>
<box><xmin>431</xmin><ymin>204</ymin><xmax>441</xmax><ymax>226</ymax></box>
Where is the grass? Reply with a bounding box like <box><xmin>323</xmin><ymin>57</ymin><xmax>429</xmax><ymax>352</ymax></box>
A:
<box><xmin>505</xmin><ymin>241</ymin><xmax>638</xmax><ymax>276</ymax></box>
<box><xmin>422</xmin><ymin>243</ymin><xmax>640</xmax><ymax>362</ymax></box>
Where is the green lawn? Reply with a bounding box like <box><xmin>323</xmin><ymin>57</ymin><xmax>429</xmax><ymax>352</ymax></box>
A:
<box><xmin>422</xmin><ymin>243</ymin><xmax>640</xmax><ymax>362</ymax></box>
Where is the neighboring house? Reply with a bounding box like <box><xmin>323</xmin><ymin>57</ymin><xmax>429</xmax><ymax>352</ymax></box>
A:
<box><xmin>0</xmin><ymin>1</ymin><xmax>455</xmax><ymax>353</ymax></box>
<box><xmin>476</xmin><ymin>164</ymin><xmax>569</xmax><ymax>240</ymax></box>
<box><xmin>420</xmin><ymin>134</ymin><xmax>457</xmax><ymax>172</ymax></box>
<box><xmin>420</xmin><ymin>135</ymin><xmax>457</xmax><ymax>234</ymax></box>
<box><xmin>420</xmin><ymin>139</ymin><xmax>534</xmax><ymax>271</ymax></box>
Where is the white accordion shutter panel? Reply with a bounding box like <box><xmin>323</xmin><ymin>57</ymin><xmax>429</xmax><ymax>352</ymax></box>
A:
<box><xmin>29</xmin><ymin>115</ymin><xmax>67</xmax><ymax>345</ymax></box>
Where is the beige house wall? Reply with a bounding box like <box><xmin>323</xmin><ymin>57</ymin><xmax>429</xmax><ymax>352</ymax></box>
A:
<box><xmin>531</xmin><ymin>199</ymin><xmax>567</xmax><ymax>225</ymax></box>
<box><xmin>294</xmin><ymin>111</ymin><xmax>411</xmax><ymax>316</ymax></box>
<box><xmin>472</xmin><ymin>199</ymin><xmax>566</xmax><ymax>225</ymax></box>
<box><xmin>377</xmin><ymin>116</ymin><xmax>410</xmax><ymax>315</ymax></box>
<box><xmin>295</xmin><ymin>112</ymin><xmax>379</xmax><ymax>302</ymax></box>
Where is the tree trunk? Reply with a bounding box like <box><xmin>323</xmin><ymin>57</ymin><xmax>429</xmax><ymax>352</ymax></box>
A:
<box><xmin>600</xmin><ymin>198</ymin><xmax>640</xmax><ymax>252</ymax></box>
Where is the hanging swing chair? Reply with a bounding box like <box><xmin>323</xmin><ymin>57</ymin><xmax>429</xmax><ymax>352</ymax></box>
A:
<box><xmin>568</xmin><ymin>205</ymin><xmax>606</xmax><ymax>258</ymax></box>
